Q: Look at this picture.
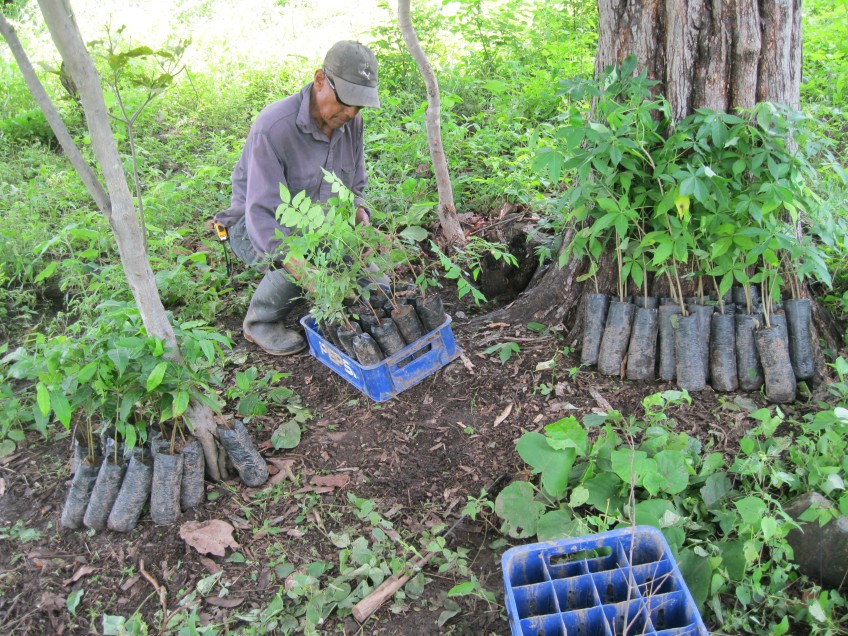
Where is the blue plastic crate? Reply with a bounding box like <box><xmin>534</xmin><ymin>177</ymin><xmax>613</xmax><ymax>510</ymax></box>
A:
<box><xmin>300</xmin><ymin>314</ymin><xmax>462</xmax><ymax>402</ymax></box>
<box><xmin>502</xmin><ymin>526</ymin><xmax>709</xmax><ymax>636</ymax></box>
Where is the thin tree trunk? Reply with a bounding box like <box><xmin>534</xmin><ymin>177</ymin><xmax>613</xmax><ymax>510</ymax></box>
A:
<box><xmin>12</xmin><ymin>0</ymin><xmax>225</xmax><ymax>480</ymax></box>
<box><xmin>397</xmin><ymin>0</ymin><xmax>466</xmax><ymax>246</ymax></box>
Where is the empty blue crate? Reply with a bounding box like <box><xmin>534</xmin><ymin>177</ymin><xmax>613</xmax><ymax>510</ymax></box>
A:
<box><xmin>502</xmin><ymin>526</ymin><xmax>709</xmax><ymax>636</ymax></box>
<box><xmin>300</xmin><ymin>314</ymin><xmax>461</xmax><ymax>402</ymax></box>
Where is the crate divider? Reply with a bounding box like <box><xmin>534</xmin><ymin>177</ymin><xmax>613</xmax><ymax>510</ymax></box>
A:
<box><xmin>519</xmin><ymin>613</ymin><xmax>566</xmax><ymax>636</ymax></box>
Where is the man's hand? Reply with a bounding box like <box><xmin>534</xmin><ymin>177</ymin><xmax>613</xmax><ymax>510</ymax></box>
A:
<box><xmin>355</xmin><ymin>206</ymin><xmax>370</xmax><ymax>226</ymax></box>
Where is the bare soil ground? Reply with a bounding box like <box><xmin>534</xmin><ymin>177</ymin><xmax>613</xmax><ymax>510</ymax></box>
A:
<box><xmin>0</xmin><ymin>291</ymin><xmax>773</xmax><ymax>635</ymax></box>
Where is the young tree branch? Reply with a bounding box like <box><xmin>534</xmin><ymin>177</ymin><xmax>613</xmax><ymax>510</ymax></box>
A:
<box><xmin>397</xmin><ymin>0</ymin><xmax>466</xmax><ymax>246</ymax></box>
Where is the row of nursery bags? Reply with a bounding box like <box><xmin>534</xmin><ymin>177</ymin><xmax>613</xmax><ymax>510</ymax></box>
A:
<box><xmin>581</xmin><ymin>290</ymin><xmax>813</xmax><ymax>403</ymax></box>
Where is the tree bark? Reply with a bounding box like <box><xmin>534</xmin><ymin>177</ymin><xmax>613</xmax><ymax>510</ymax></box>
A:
<box><xmin>595</xmin><ymin>0</ymin><xmax>801</xmax><ymax>121</ymax></box>
<box><xmin>12</xmin><ymin>0</ymin><xmax>226</xmax><ymax>480</ymax></box>
<box><xmin>397</xmin><ymin>0</ymin><xmax>466</xmax><ymax>246</ymax></box>
<box><xmin>491</xmin><ymin>0</ymin><xmax>808</xmax><ymax>336</ymax></box>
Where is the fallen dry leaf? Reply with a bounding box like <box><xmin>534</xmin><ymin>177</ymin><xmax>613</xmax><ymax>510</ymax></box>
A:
<box><xmin>199</xmin><ymin>556</ymin><xmax>222</xmax><ymax>574</ymax></box>
<box><xmin>206</xmin><ymin>596</ymin><xmax>244</xmax><ymax>608</ymax></box>
<box><xmin>179</xmin><ymin>520</ymin><xmax>240</xmax><ymax>557</ymax></box>
<box><xmin>266</xmin><ymin>458</ymin><xmax>297</xmax><ymax>485</ymax></box>
<box><xmin>228</xmin><ymin>515</ymin><xmax>251</xmax><ymax>531</ymax></box>
<box><xmin>493</xmin><ymin>403</ymin><xmax>513</xmax><ymax>427</ymax></box>
<box><xmin>120</xmin><ymin>574</ymin><xmax>141</xmax><ymax>592</ymax></box>
<box><xmin>62</xmin><ymin>565</ymin><xmax>97</xmax><ymax>587</ymax></box>
<box><xmin>311</xmin><ymin>473</ymin><xmax>350</xmax><ymax>489</ymax></box>
<box><xmin>0</xmin><ymin>477</ymin><xmax>5</xmax><ymax>497</ymax></box>
<box><xmin>38</xmin><ymin>591</ymin><xmax>66</xmax><ymax>611</ymax></box>
<box><xmin>459</xmin><ymin>353</ymin><xmax>476</xmax><ymax>373</ymax></box>
<box><xmin>589</xmin><ymin>386</ymin><xmax>613</xmax><ymax>411</ymax></box>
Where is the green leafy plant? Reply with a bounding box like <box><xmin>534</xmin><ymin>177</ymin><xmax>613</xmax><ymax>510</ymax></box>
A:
<box><xmin>275</xmin><ymin>172</ymin><xmax>395</xmax><ymax>327</ymax></box>
<box><xmin>7</xmin><ymin>304</ymin><xmax>229</xmax><ymax>458</ymax></box>
<box><xmin>541</xmin><ymin>56</ymin><xmax>839</xmax><ymax>315</ymax></box>
<box><xmin>430</xmin><ymin>236</ymin><xmax>518</xmax><ymax>304</ymax></box>
<box><xmin>483</xmin><ymin>341</ymin><xmax>520</xmax><ymax>364</ymax></box>
<box><xmin>90</xmin><ymin>25</ymin><xmax>190</xmax><ymax>251</ymax></box>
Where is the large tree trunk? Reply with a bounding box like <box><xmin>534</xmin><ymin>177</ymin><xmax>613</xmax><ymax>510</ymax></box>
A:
<box><xmin>4</xmin><ymin>0</ymin><xmax>226</xmax><ymax>479</ymax></box>
<box><xmin>487</xmin><ymin>0</ymin><xmax>805</xmax><ymax>337</ymax></box>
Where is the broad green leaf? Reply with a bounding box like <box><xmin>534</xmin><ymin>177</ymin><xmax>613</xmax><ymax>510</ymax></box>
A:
<box><xmin>494</xmin><ymin>481</ymin><xmax>545</xmax><ymax>538</ymax></box>
<box><xmin>569</xmin><ymin>485</ymin><xmax>590</xmax><ymax>508</ymax></box>
<box><xmin>400</xmin><ymin>226</ymin><xmax>429</xmax><ymax>242</ymax></box>
<box><xmin>447</xmin><ymin>581</ymin><xmax>477</xmax><ymax>597</ymax></box>
<box><xmin>718</xmin><ymin>539</ymin><xmax>748</xmax><ymax>582</ymax></box>
<box><xmin>107</xmin><ymin>348</ymin><xmax>130</xmax><ymax>376</ymax></box>
<box><xmin>674</xmin><ymin>193</ymin><xmax>690</xmax><ymax>219</ymax></box>
<box><xmin>651</xmin><ymin>240</ymin><xmax>673</xmax><ymax>266</ymax></box>
<box><xmin>172</xmin><ymin>390</ymin><xmax>190</xmax><ymax>418</ymax></box>
<box><xmin>102</xmin><ymin>614</ymin><xmax>127</xmax><ymax>636</ymax></box>
<box><xmin>537</xmin><ymin>509</ymin><xmax>589</xmax><ymax>541</ymax></box>
<box><xmin>49</xmin><ymin>390</ymin><xmax>72</xmax><ymax>427</ymax></box>
<box><xmin>701</xmin><ymin>472</ymin><xmax>732</xmax><ymax>509</ymax></box>
<box><xmin>611</xmin><ymin>449</ymin><xmax>655</xmax><ymax>489</ymax></box>
<box><xmin>77</xmin><ymin>360</ymin><xmax>99</xmax><ymax>383</ymax></box>
<box><xmin>34</xmin><ymin>260</ymin><xmax>58</xmax><ymax>283</ymax></box>
<box><xmin>544</xmin><ymin>416</ymin><xmax>588</xmax><ymax>454</ymax></box>
<box><xmin>271</xmin><ymin>420</ymin><xmax>301</xmax><ymax>449</ymax></box>
<box><xmin>533</xmin><ymin>149</ymin><xmax>565</xmax><ymax>183</ymax></box>
<box><xmin>517</xmin><ymin>432</ymin><xmax>575</xmax><ymax>498</ymax></box>
<box><xmin>679</xmin><ymin>547</ymin><xmax>711</xmax><ymax>608</ymax></box>
<box><xmin>770</xmin><ymin>616</ymin><xmax>790</xmax><ymax>636</ymax></box>
<box><xmin>809</xmin><ymin>598</ymin><xmax>827</xmax><ymax>622</ymax></box>
<box><xmin>67</xmin><ymin>588</ymin><xmax>84</xmax><ymax>616</ymax></box>
<box><xmin>735</xmin><ymin>496</ymin><xmax>767</xmax><ymax>527</ymax></box>
<box><xmin>652</xmin><ymin>450</ymin><xmax>690</xmax><ymax>494</ymax></box>
<box><xmin>146</xmin><ymin>362</ymin><xmax>168</xmax><ymax>392</ymax></box>
<box><xmin>0</xmin><ymin>439</ymin><xmax>16</xmax><ymax>457</ymax></box>
<box><xmin>760</xmin><ymin>516</ymin><xmax>779</xmax><ymax>541</ymax></box>
<box><xmin>36</xmin><ymin>382</ymin><xmax>50</xmax><ymax>416</ymax></box>
<box><xmin>196</xmin><ymin>571</ymin><xmax>223</xmax><ymax>596</ymax></box>
<box><xmin>634</xmin><ymin>499</ymin><xmax>677</xmax><ymax>528</ymax></box>
<box><xmin>583</xmin><ymin>472</ymin><xmax>624</xmax><ymax>514</ymax></box>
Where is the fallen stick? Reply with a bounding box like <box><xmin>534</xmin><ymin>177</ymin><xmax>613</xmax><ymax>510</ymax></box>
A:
<box><xmin>352</xmin><ymin>473</ymin><xmax>508</xmax><ymax>623</ymax></box>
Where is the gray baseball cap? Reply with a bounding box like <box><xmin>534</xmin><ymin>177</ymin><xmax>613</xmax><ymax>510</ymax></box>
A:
<box><xmin>323</xmin><ymin>41</ymin><xmax>380</xmax><ymax>108</ymax></box>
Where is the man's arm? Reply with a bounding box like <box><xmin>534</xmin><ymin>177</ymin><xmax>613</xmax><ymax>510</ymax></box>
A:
<box><xmin>243</xmin><ymin>131</ymin><xmax>290</xmax><ymax>257</ymax></box>
<box><xmin>351</xmin><ymin>118</ymin><xmax>370</xmax><ymax>225</ymax></box>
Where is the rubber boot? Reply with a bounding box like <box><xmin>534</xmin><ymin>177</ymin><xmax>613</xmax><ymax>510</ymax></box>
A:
<box><xmin>243</xmin><ymin>268</ymin><xmax>306</xmax><ymax>355</ymax></box>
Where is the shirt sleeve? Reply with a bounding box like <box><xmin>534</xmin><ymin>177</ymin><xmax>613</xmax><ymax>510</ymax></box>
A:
<box><xmin>352</xmin><ymin>120</ymin><xmax>370</xmax><ymax>215</ymax></box>
<box><xmin>244</xmin><ymin>131</ymin><xmax>289</xmax><ymax>258</ymax></box>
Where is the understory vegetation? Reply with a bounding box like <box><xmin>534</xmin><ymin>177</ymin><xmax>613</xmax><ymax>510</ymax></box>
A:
<box><xmin>1</xmin><ymin>0</ymin><xmax>848</xmax><ymax>634</ymax></box>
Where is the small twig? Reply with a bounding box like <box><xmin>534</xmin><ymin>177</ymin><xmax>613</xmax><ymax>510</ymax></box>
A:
<box><xmin>139</xmin><ymin>559</ymin><xmax>167</xmax><ymax>616</ymax></box>
<box><xmin>589</xmin><ymin>386</ymin><xmax>613</xmax><ymax>412</ymax></box>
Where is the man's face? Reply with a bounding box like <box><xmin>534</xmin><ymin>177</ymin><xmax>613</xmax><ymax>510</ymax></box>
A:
<box><xmin>314</xmin><ymin>70</ymin><xmax>360</xmax><ymax>131</ymax></box>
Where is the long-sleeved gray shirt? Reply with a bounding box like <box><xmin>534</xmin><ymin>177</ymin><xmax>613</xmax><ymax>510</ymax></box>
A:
<box><xmin>215</xmin><ymin>83</ymin><xmax>367</xmax><ymax>258</ymax></box>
